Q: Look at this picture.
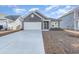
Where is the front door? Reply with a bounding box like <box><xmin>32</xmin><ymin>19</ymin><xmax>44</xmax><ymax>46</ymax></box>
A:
<box><xmin>44</xmin><ymin>21</ymin><xmax>49</xmax><ymax>30</ymax></box>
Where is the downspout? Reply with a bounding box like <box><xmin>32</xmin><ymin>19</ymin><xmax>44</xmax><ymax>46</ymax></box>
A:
<box><xmin>49</xmin><ymin>20</ymin><xmax>51</xmax><ymax>30</ymax></box>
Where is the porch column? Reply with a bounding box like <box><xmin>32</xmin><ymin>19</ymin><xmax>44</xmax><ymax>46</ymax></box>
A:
<box><xmin>58</xmin><ymin>21</ymin><xmax>60</xmax><ymax>28</ymax></box>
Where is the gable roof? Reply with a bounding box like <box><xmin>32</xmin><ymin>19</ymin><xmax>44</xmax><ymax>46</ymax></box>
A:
<box><xmin>47</xmin><ymin>18</ymin><xmax>61</xmax><ymax>21</ymax></box>
<box><xmin>33</xmin><ymin>11</ymin><xmax>48</xmax><ymax>19</ymax></box>
<box><xmin>33</xmin><ymin>11</ymin><xmax>61</xmax><ymax>21</ymax></box>
<box><xmin>59</xmin><ymin>9</ymin><xmax>74</xmax><ymax>18</ymax></box>
<box><xmin>23</xmin><ymin>12</ymin><xmax>42</xmax><ymax>22</ymax></box>
<box><xmin>5</xmin><ymin>15</ymin><xmax>20</xmax><ymax>21</ymax></box>
<box><xmin>59</xmin><ymin>6</ymin><xmax>79</xmax><ymax>18</ymax></box>
<box><xmin>23</xmin><ymin>10</ymin><xmax>60</xmax><ymax>21</ymax></box>
<box><xmin>0</xmin><ymin>19</ymin><xmax>6</xmax><ymax>20</ymax></box>
<box><xmin>23</xmin><ymin>11</ymin><xmax>48</xmax><ymax>19</ymax></box>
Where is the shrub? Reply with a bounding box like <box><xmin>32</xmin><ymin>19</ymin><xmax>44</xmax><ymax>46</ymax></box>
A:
<box><xmin>50</xmin><ymin>28</ymin><xmax>63</xmax><ymax>31</ymax></box>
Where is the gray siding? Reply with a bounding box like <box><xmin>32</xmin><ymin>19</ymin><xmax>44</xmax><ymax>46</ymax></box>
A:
<box><xmin>24</xmin><ymin>13</ymin><xmax>42</xmax><ymax>22</ymax></box>
<box><xmin>60</xmin><ymin>13</ymin><xmax>74</xmax><ymax>29</ymax></box>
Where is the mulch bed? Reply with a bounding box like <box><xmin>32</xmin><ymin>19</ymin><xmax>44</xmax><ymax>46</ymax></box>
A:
<box><xmin>42</xmin><ymin>30</ymin><xmax>79</xmax><ymax>54</ymax></box>
<box><xmin>42</xmin><ymin>31</ymin><xmax>66</xmax><ymax>54</ymax></box>
<box><xmin>0</xmin><ymin>30</ymin><xmax>21</xmax><ymax>37</ymax></box>
<box><xmin>64</xmin><ymin>30</ymin><xmax>79</xmax><ymax>38</ymax></box>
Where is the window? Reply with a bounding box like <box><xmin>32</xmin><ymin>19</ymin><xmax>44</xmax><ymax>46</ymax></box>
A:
<box><xmin>52</xmin><ymin>25</ymin><xmax>54</xmax><ymax>27</ymax></box>
<box><xmin>55</xmin><ymin>22</ymin><xmax>57</xmax><ymax>24</ymax></box>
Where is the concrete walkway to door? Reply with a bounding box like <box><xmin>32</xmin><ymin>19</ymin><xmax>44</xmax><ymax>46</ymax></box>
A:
<box><xmin>0</xmin><ymin>30</ymin><xmax>45</xmax><ymax>54</ymax></box>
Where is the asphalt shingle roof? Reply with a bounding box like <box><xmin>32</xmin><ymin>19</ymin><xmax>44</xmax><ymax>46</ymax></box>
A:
<box><xmin>34</xmin><ymin>11</ymin><xmax>61</xmax><ymax>21</ymax></box>
<box><xmin>5</xmin><ymin>15</ymin><xmax>20</xmax><ymax>21</ymax></box>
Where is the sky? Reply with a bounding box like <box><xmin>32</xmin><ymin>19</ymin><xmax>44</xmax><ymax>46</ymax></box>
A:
<box><xmin>0</xmin><ymin>5</ymin><xmax>78</xmax><ymax>19</ymax></box>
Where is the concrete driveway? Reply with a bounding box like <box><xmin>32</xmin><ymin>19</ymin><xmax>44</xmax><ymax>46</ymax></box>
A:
<box><xmin>0</xmin><ymin>30</ymin><xmax>45</xmax><ymax>54</ymax></box>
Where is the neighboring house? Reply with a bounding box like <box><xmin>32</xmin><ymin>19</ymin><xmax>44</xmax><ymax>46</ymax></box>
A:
<box><xmin>20</xmin><ymin>11</ymin><xmax>61</xmax><ymax>30</ymax></box>
<box><xmin>59</xmin><ymin>7</ymin><xmax>79</xmax><ymax>30</ymax></box>
<box><xmin>59</xmin><ymin>12</ymin><xmax>74</xmax><ymax>30</ymax></box>
<box><xmin>0</xmin><ymin>14</ymin><xmax>7</xmax><ymax>30</ymax></box>
<box><xmin>0</xmin><ymin>14</ymin><xmax>21</xmax><ymax>30</ymax></box>
<box><xmin>5</xmin><ymin>15</ymin><xmax>21</xmax><ymax>30</ymax></box>
<box><xmin>0</xmin><ymin>18</ymin><xmax>7</xmax><ymax>30</ymax></box>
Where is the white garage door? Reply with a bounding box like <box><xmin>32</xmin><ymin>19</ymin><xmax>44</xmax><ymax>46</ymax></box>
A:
<box><xmin>24</xmin><ymin>22</ymin><xmax>41</xmax><ymax>30</ymax></box>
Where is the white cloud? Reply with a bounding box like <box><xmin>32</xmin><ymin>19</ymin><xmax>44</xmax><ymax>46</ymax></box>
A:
<box><xmin>13</xmin><ymin>8</ymin><xmax>26</xmax><ymax>14</ymax></box>
<box><xmin>29</xmin><ymin>8</ymin><xmax>39</xmax><ymax>12</ymax></box>
<box><xmin>45</xmin><ymin>5</ymin><xmax>59</xmax><ymax>11</ymax></box>
<box><xmin>65</xmin><ymin>5</ymin><xmax>71</xmax><ymax>9</ymax></box>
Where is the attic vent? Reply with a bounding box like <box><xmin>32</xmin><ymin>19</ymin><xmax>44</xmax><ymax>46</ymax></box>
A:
<box><xmin>31</xmin><ymin>14</ymin><xmax>34</xmax><ymax>18</ymax></box>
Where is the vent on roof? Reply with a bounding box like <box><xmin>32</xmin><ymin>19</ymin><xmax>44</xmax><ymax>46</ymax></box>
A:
<box><xmin>31</xmin><ymin>14</ymin><xmax>34</xmax><ymax>18</ymax></box>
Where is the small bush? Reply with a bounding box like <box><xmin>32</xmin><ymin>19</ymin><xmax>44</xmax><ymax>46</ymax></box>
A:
<box><xmin>50</xmin><ymin>28</ymin><xmax>63</xmax><ymax>31</ymax></box>
<box><xmin>5</xmin><ymin>28</ymin><xmax>7</xmax><ymax>31</ymax></box>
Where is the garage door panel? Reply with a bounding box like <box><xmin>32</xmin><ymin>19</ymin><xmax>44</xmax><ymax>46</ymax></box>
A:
<box><xmin>24</xmin><ymin>22</ymin><xmax>41</xmax><ymax>30</ymax></box>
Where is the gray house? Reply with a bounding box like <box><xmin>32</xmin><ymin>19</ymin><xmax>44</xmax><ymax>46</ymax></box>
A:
<box><xmin>20</xmin><ymin>11</ymin><xmax>61</xmax><ymax>30</ymax></box>
<box><xmin>0</xmin><ymin>11</ymin><xmax>61</xmax><ymax>30</ymax></box>
<box><xmin>59</xmin><ymin>7</ymin><xmax>79</xmax><ymax>30</ymax></box>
